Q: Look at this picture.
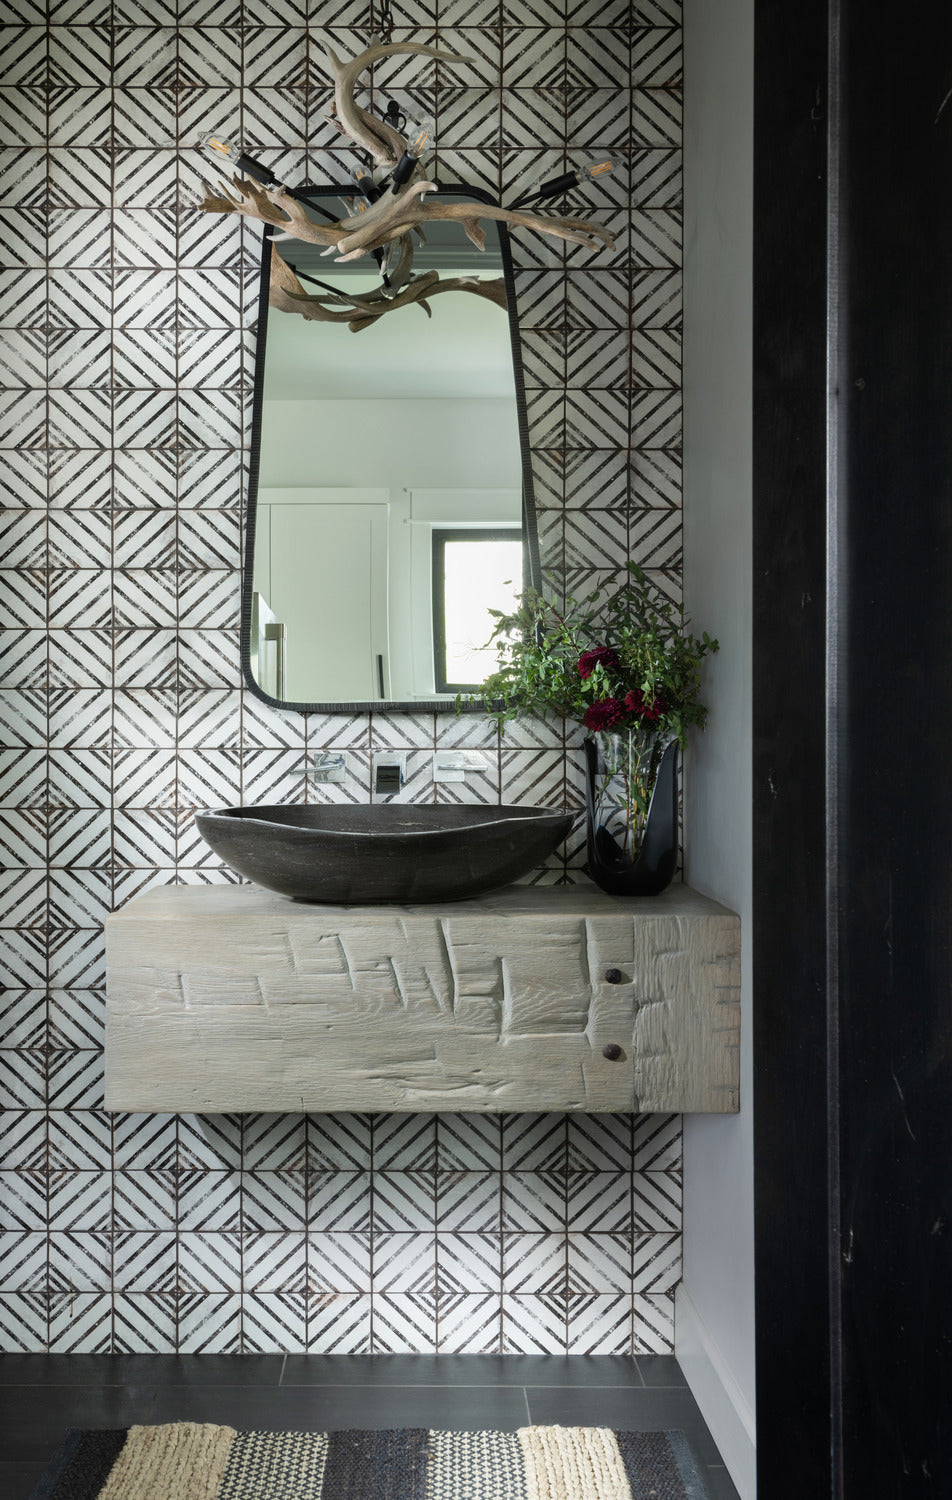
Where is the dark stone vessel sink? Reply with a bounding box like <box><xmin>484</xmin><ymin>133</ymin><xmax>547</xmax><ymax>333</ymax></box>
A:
<box><xmin>195</xmin><ymin>803</ymin><xmax>575</xmax><ymax>904</ymax></box>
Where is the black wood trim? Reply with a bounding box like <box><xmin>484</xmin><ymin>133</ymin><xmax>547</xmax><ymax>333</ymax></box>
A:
<box><xmin>832</xmin><ymin>0</ymin><xmax>952</xmax><ymax>1491</ymax></box>
<box><xmin>755</xmin><ymin>0</ymin><xmax>952</xmax><ymax>1490</ymax></box>
<box><xmin>753</xmin><ymin>0</ymin><xmax>834</xmax><ymax>1487</ymax></box>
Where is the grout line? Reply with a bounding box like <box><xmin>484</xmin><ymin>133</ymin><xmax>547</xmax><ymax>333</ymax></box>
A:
<box><xmin>0</xmin><ymin>1381</ymin><xmax>668</xmax><ymax>1392</ymax></box>
<box><xmin>276</xmin><ymin>1381</ymin><xmax>650</xmax><ymax>1390</ymax></box>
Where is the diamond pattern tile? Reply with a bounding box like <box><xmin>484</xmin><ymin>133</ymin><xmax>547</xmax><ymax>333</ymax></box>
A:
<box><xmin>633</xmin><ymin>1170</ymin><xmax>682</xmax><ymax>1232</ymax></box>
<box><xmin>436</xmin><ymin>1291</ymin><xmax>503</xmax><ymax>1353</ymax></box>
<box><xmin>177</xmin><ymin>1292</ymin><xmax>242</xmax><ymax>1353</ymax></box>
<box><xmin>113</xmin><ymin>1292</ymin><xmax>176</xmax><ymax>1353</ymax></box>
<box><xmin>372</xmin><ymin>1291</ymin><xmax>438</xmax><ymax>1354</ymax></box>
<box><xmin>632</xmin><ymin>87</ymin><xmax>686</xmax><ymax>146</ymax></box>
<box><xmin>307</xmin><ymin>1232</ymin><xmax>372</xmax><ymax>1294</ymax></box>
<box><xmin>0</xmin><ymin>4</ymin><xmax>682</xmax><ymax>1358</ymax></box>
<box><xmin>47</xmin><ymin>1292</ymin><xmax>113</xmax><ymax>1353</ymax></box>
<box><xmin>0</xmin><ymin>1172</ymin><xmax>48</xmax><ymax>1233</ymax></box>
<box><xmin>502</xmin><ymin>1293</ymin><xmax>567</xmax><ymax>1354</ymax></box>
<box><xmin>241</xmin><ymin>1231</ymin><xmax>306</xmax><ymax>1293</ymax></box>
<box><xmin>565</xmin><ymin>1293</ymin><xmax>633</xmax><ymax>1355</ymax></box>
<box><xmin>47</xmin><ymin>1111</ymin><xmax>112</xmax><ymax>1174</ymax></box>
<box><xmin>306</xmin><ymin>1293</ymin><xmax>371</xmax><ymax>1354</ymax></box>
<box><xmin>243</xmin><ymin>1291</ymin><xmax>307</xmax><ymax>1352</ymax></box>
<box><xmin>631</xmin><ymin>1292</ymin><xmax>675</xmax><ymax>1353</ymax></box>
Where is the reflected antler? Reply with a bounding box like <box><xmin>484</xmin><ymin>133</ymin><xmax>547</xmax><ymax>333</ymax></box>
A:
<box><xmin>271</xmin><ymin>247</ymin><xmax>507</xmax><ymax>332</ymax></box>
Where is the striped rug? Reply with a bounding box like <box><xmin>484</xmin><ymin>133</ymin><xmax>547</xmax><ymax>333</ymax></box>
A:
<box><xmin>31</xmin><ymin>1423</ymin><xmax>709</xmax><ymax>1499</ymax></box>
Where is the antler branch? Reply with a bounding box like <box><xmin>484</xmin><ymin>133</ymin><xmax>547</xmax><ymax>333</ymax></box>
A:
<box><xmin>196</xmin><ymin>39</ymin><xmax>615</xmax><ymax>331</ymax></box>
<box><xmin>332</xmin><ymin>186</ymin><xmax>614</xmax><ymax>259</ymax></box>
<box><xmin>198</xmin><ymin>173</ymin><xmax>343</xmax><ymax>250</ymax></box>
<box><xmin>321</xmin><ymin>41</ymin><xmax>476</xmax><ymax>167</ymax></box>
<box><xmin>203</xmin><ymin>174</ymin><xmax>613</xmax><ymax>261</ymax></box>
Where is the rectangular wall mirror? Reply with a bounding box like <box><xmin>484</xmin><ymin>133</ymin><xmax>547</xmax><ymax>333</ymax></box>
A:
<box><xmin>242</xmin><ymin>185</ymin><xmax>540</xmax><ymax>713</ymax></box>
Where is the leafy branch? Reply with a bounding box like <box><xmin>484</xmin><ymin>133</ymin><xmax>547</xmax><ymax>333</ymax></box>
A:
<box><xmin>470</xmin><ymin>563</ymin><xmax>719</xmax><ymax>747</ymax></box>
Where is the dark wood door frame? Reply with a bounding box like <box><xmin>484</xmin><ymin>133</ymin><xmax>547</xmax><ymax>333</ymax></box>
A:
<box><xmin>753</xmin><ymin>0</ymin><xmax>952</xmax><ymax>1492</ymax></box>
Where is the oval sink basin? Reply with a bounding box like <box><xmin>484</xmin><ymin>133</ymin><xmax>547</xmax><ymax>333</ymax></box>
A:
<box><xmin>195</xmin><ymin>803</ymin><xmax>575</xmax><ymax>904</ymax></box>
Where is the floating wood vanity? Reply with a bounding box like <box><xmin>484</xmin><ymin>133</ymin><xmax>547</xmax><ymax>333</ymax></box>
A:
<box><xmin>105</xmin><ymin>884</ymin><xmax>740</xmax><ymax>1115</ymax></box>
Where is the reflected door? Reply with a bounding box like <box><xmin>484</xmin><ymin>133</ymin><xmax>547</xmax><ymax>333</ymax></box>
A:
<box><xmin>259</xmin><ymin>501</ymin><xmax>389</xmax><ymax>702</ymax></box>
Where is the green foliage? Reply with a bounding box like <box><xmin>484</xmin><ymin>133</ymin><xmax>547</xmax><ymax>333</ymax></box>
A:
<box><xmin>472</xmin><ymin>563</ymin><xmax>719</xmax><ymax>746</ymax></box>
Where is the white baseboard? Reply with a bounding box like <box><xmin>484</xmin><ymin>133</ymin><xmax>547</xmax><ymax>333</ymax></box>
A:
<box><xmin>675</xmin><ymin>1285</ymin><xmax>757</xmax><ymax>1499</ymax></box>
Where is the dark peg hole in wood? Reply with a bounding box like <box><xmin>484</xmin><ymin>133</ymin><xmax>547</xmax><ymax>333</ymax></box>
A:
<box><xmin>602</xmin><ymin>1043</ymin><xmax>624</xmax><ymax>1062</ymax></box>
<box><xmin>604</xmin><ymin>968</ymin><xmax>625</xmax><ymax>984</ymax></box>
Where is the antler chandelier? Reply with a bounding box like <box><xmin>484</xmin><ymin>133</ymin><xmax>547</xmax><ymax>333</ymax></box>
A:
<box><xmin>197</xmin><ymin>38</ymin><xmax>617</xmax><ymax>333</ymax></box>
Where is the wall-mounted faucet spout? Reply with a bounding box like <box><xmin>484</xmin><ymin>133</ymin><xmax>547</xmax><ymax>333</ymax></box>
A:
<box><xmin>374</xmin><ymin>757</ymin><xmax>404</xmax><ymax>795</ymax></box>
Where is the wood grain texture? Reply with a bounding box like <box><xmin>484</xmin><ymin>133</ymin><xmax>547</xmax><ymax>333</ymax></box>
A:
<box><xmin>105</xmin><ymin>884</ymin><xmax>740</xmax><ymax>1115</ymax></box>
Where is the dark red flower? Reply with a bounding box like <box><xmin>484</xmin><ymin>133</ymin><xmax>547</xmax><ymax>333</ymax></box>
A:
<box><xmin>624</xmin><ymin>689</ymin><xmax>669</xmax><ymax>722</ymax></box>
<box><xmin>578</xmin><ymin>646</ymin><xmax>619</xmax><ymax>679</ymax></box>
<box><xmin>583</xmin><ymin>697</ymin><xmax>627</xmax><ymax>731</ymax></box>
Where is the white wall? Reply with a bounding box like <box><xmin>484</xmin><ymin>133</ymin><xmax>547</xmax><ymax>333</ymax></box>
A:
<box><xmin>260</xmin><ymin>398</ymin><xmax>521</xmax><ymax>490</ymax></box>
<box><xmin>681</xmin><ymin>0</ymin><xmax>756</xmax><ymax>1495</ymax></box>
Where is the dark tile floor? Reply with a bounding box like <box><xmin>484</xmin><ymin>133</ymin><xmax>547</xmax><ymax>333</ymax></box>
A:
<box><xmin>0</xmin><ymin>1354</ymin><xmax>740</xmax><ymax>1499</ymax></box>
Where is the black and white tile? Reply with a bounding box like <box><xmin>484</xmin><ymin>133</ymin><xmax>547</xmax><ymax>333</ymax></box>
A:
<box><xmin>0</xmin><ymin>1</ymin><xmax>682</xmax><ymax>1355</ymax></box>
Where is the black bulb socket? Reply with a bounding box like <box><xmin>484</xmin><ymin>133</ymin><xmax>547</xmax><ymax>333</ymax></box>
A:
<box><xmin>390</xmin><ymin>153</ymin><xmax>416</xmax><ymax>193</ymax></box>
<box><xmin>353</xmin><ymin>173</ymin><xmax>381</xmax><ymax>205</ymax></box>
<box><xmin>235</xmin><ymin>153</ymin><xmax>280</xmax><ymax>188</ymax></box>
<box><xmin>510</xmin><ymin>171</ymin><xmax>581</xmax><ymax>211</ymax></box>
<box><xmin>536</xmin><ymin>170</ymin><xmax>579</xmax><ymax>198</ymax></box>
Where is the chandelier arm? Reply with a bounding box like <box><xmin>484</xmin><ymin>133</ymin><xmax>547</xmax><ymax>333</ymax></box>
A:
<box><xmin>321</xmin><ymin>40</ymin><xmax>476</xmax><ymax>167</ymax></box>
<box><xmin>199</xmin><ymin>174</ymin><xmax>344</xmax><ymax>247</ymax></box>
<box><xmin>271</xmin><ymin>268</ymin><xmax>509</xmax><ymax>327</ymax></box>
<box><xmin>333</xmin><ymin>194</ymin><xmax>615</xmax><ymax>257</ymax></box>
<box><xmin>195</xmin><ymin>40</ymin><xmax>614</xmax><ymax>332</ymax></box>
<box><xmin>200</xmin><ymin>176</ymin><xmax>613</xmax><ymax>260</ymax></box>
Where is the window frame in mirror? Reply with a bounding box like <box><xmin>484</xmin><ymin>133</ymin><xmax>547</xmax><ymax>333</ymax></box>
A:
<box><xmin>431</xmin><ymin>526</ymin><xmax>523</xmax><ymax>695</ymax></box>
<box><xmin>241</xmin><ymin>182</ymin><xmax>540</xmax><ymax>715</ymax></box>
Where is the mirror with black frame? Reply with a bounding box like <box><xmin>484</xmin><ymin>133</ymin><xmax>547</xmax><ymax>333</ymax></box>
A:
<box><xmin>243</xmin><ymin>185</ymin><xmax>539</xmax><ymax>712</ymax></box>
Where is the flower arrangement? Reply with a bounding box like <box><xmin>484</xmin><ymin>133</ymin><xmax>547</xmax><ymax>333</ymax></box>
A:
<box><xmin>477</xmin><ymin>563</ymin><xmax>718</xmax><ymax>746</ymax></box>
<box><xmin>473</xmin><ymin>564</ymin><xmax>718</xmax><ymax>874</ymax></box>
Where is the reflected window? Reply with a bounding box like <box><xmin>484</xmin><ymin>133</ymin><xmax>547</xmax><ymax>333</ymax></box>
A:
<box><xmin>432</xmin><ymin>528</ymin><xmax>522</xmax><ymax>693</ymax></box>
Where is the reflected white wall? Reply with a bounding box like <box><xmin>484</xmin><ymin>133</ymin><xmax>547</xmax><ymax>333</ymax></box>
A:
<box><xmin>260</xmin><ymin>398</ymin><xmax>520</xmax><ymax>489</ymax></box>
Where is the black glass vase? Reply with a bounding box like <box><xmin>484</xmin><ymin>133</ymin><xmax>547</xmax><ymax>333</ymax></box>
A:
<box><xmin>584</xmin><ymin>731</ymin><xmax>679</xmax><ymax>897</ymax></box>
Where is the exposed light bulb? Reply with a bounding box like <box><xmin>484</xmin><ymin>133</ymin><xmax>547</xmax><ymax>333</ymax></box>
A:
<box><xmin>380</xmin><ymin>236</ymin><xmax>413</xmax><ymax>290</ymax></box>
<box><xmin>351</xmin><ymin>162</ymin><xmax>381</xmax><ymax>204</ymax></box>
<box><xmin>578</xmin><ymin>152</ymin><xmax>623</xmax><ymax>184</ymax></box>
<box><xmin>404</xmin><ymin>118</ymin><xmax>434</xmax><ymax>161</ymax></box>
<box><xmin>390</xmin><ymin>117</ymin><xmax>435</xmax><ymax>192</ymax></box>
<box><xmin>197</xmin><ymin>132</ymin><xmax>240</xmax><ymax>164</ymax></box>
<box><xmin>197</xmin><ymin>131</ymin><xmax>282</xmax><ymax>189</ymax></box>
<box><xmin>339</xmin><ymin>194</ymin><xmax>369</xmax><ymax>217</ymax></box>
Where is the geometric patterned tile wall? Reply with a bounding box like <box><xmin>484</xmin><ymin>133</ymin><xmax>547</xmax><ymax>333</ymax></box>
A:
<box><xmin>0</xmin><ymin>0</ymin><xmax>682</xmax><ymax>1353</ymax></box>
